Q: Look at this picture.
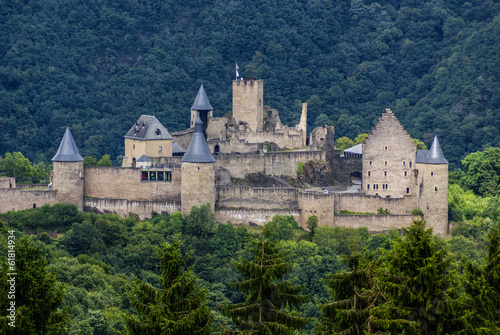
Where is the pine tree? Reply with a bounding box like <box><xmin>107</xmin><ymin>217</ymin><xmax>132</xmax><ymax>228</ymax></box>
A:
<box><xmin>0</xmin><ymin>236</ymin><xmax>68</xmax><ymax>334</ymax></box>
<box><xmin>317</xmin><ymin>253</ymin><xmax>383</xmax><ymax>334</ymax></box>
<box><xmin>219</xmin><ymin>226</ymin><xmax>309</xmax><ymax>334</ymax></box>
<box><xmin>462</xmin><ymin>226</ymin><xmax>500</xmax><ymax>334</ymax></box>
<box><xmin>126</xmin><ymin>235</ymin><xmax>212</xmax><ymax>334</ymax></box>
<box><xmin>372</xmin><ymin>219</ymin><xmax>462</xmax><ymax>334</ymax></box>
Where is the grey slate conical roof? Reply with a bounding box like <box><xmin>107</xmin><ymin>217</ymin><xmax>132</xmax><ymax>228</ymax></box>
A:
<box><xmin>52</xmin><ymin>128</ymin><xmax>84</xmax><ymax>162</ymax></box>
<box><xmin>191</xmin><ymin>84</ymin><xmax>213</xmax><ymax>111</ymax></box>
<box><xmin>415</xmin><ymin>136</ymin><xmax>448</xmax><ymax>164</ymax></box>
<box><xmin>181</xmin><ymin>118</ymin><xmax>216</xmax><ymax>163</ymax></box>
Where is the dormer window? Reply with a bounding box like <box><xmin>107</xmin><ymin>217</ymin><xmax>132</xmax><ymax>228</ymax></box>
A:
<box><xmin>156</xmin><ymin>128</ymin><xmax>161</xmax><ymax>136</ymax></box>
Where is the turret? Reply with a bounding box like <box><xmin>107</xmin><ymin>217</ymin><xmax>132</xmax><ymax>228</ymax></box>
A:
<box><xmin>181</xmin><ymin>117</ymin><xmax>216</xmax><ymax>215</ymax></box>
<box><xmin>416</xmin><ymin>136</ymin><xmax>449</xmax><ymax>236</ymax></box>
<box><xmin>190</xmin><ymin>84</ymin><xmax>213</xmax><ymax>137</ymax></box>
<box><xmin>52</xmin><ymin>128</ymin><xmax>85</xmax><ymax>210</ymax></box>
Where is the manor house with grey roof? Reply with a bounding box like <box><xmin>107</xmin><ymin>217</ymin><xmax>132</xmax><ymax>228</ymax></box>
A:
<box><xmin>0</xmin><ymin>78</ymin><xmax>449</xmax><ymax>236</ymax></box>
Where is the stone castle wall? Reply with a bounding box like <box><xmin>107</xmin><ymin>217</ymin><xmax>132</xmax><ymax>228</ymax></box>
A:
<box><xmin>0</xmin><ymin>177</ymin><xmax>16</xmax><ymax>189</ymax></box>
<box><xmin>215</xmin><ymin>151</ymin><xmax>325</xmax><ymax>179</ymax></box>
<box><xmin>208</xmin><ymin>139</ymin><xmax>261</xmax><ymax>154</ymax></box>
<box><xmin>334</xmin><ymin>214</ymin><xmax>417</xmax><ymax>232</ymax></box>
<box><xmin>264</xmin><ymin>151</ymin><xmax>325</xmax><ymax>176</ymax></box>
<box><xmin>84</xmin><ymin>198</ymin><xmax>180</xmax><ymax>220</ymax></box>
<box><xmin>242</xmin><ymin>131</ymin><xmax>304</xmax><ymax>150</ymax></box>
<box><xmin>216</xmin><ymin>208</ymin><xmax>301</xmax><ymax>225</ymax></box>
<box><xmin>334</xmin><ymin>193</ymin><xmax>416</xmax><ymax>215</ymax></box>
<box><xmin>215</xmin><ymin>153</ymin><xmax>266</xmax><ymax>179</ymax></box>
<box><xmin>217</xmin><ymin>187</ymin><xmax>298</xmax><ymax>209</ymax></box>
<box><xmin>0</xmin><ymin>189</ymin><xmax>59</xmax><ymax>213</ymax></box>
<box><xmin>84</xmin><ymin>166</ymin><xmax>181</xmax><ymax>201</ymax></box>
<box><xmin>298</xmin><ymin>191</ymin><xmax>335</xmax><ymax>227</ymax></box>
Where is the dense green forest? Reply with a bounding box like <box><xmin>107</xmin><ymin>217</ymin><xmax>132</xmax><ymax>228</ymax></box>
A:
<box><xmin>1</xmin><ymin>0</ymin><xmax>499</xmax><ymax>168</ymax></box>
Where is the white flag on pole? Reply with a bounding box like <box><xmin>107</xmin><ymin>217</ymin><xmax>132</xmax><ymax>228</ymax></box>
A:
<box><xmin>236</xmin><ymin>63</ymin><xmax>240</xmax><ymax>79</ymax></box>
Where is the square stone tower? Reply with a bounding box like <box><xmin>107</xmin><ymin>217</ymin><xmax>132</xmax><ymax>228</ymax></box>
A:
<box><xmin>232</xmin><ymin>78</ymin><xmax>264</xmax><ymax>132</ymax></box>
<box><xmin>362</xmin><ymin>109</ymin><xmax>417</xmax><ymax>198</ymax></box>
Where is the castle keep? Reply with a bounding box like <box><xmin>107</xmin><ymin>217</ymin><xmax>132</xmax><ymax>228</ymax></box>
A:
<box><xmin>0</xmin><ymin>79</ymin><xmax>449</xmax><ymax>236</ymax></box>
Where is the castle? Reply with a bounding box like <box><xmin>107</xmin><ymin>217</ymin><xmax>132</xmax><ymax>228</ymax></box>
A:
<box><xmin>0</xmin><ymin>78</ymin><xmax>449</xmax><ymax>236</ymax></box>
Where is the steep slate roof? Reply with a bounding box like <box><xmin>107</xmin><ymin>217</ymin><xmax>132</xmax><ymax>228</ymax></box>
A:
<box><xmin>137</xmin><ymin>154</ymin><xmax>151</xmax><ymax>162</ymax></box>
<box><xmin>181</xmin><ymin>118</ymin><xmax>216</xmax><ymax>163</ymax></box>
<box><xmin>416</xmin><ymin>136</ymin><xmax>448</xmax><ymax>164</ymax></box>
<box><xmin>172</xmin><ymin>141</ymin><xmax>186</xmax><ymax>154</ymax></box>
<box><xmin>191</xmin><ymin>84</ymin><xmax>213</xmax><ymax>111</ymax></box>
<box><xmin>52</xmin><ymin>128</ymin><xmax>84</xmax><ymax>162</ymax></box>
<box><xmin>125</xmin><ymin>115</ymin><xmax>173</xmax><ymax>140</ymax></box>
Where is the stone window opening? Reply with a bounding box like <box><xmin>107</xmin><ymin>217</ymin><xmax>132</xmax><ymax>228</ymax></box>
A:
<box><xmin>410</xmin><ymin>161</ymin><xmax>412</xmax><ymax>168</ymax></box>
<box><xmin>406</xmin><ymin>187</ymin><xmax>410</xmax><ymax>194</ymax></box>
<box><xmin>159</xmin><ymin>146</ymin><xmax>162</xmax><ymax>152</ymax></box>
<box><xmin>367</xmin><ymin>184</ymin><xmax>370</xmax><ymax>190</ymax></box>
<box><xmin>404</xmin><ymin>171</ymin><xmax>407</xmax><ymax>177</ymax></box>
<box><xmin>431</xmin><ymin>171</ymin><xmax>434</xmax><ymax>176</ymax></box>
<box><xmin>403</xmin><ymin>161</ymin><xmax>406</xmax><ymax>165</ymax></box>
<box><xmin>435</xmin><ymin>186</ymin><xmax>438</xmax><ymax>192</ymax></box>
<box><xmin>385</xmin><ymin>146</ymin><xmax>388</xmax><ymax>150</ymax></box>
<box><xmin>385</xmin><ymin>161</ymin><xmax>388</xmax><ymax>165</ymax></box>
<box><xmin>368</xmin><ymin>171</ymin><xmax>371</xmax><ymax>177</ymax></box>
<box><xmin>370</xmin><ymin>160</ymin><xmax>372</xmax><ymax>165</ymax></box>
<box><xmin>133</xmin><ymin>144</ymin><xmax>135</xmax><ymax>149</ymax></box>
<box><xmin>384</xmin><ymin>171</ymin><xmax>387</xmax><ymax>176</ymax></box>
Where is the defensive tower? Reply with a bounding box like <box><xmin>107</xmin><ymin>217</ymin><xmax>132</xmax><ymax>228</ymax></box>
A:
<box><xmin>52</xmin><ymin>128</ymin><xmax>85</xmax><ymax>210</ymax></box>
<box><xmin>416</xmin><ymin>136</ymin><xmax>449</xmax><ymax>235</ymax></box>
<box><xmin>232</xmin><ymin>78</ymin><xmax>264</xmax><ymax>132</ymax></box>
<box><xmin>181</xmin><ymin>117</ymin><xmax>216</xmax><ymax>215</ymax></box>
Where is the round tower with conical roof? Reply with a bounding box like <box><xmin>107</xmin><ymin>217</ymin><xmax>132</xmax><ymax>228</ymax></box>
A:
<box><xmin>52</xmin><ymin>128</ymin><xmax>85</xmax><ymax>210</ymax></box>
<box><xmin>181</xmin><ymin>117</ymin><xmax>216</xmax><ymax>215</ymax></box>
<box><xmin>416</xmin><ymin>135</ymin><xmax>449</xmax><ymax>235</ymax></box>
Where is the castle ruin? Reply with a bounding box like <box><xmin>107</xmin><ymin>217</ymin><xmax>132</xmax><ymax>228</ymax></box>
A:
<box><xmin>0</xmin><ymin>79</ymin><xmax>449</xmax><ymax>236</ymax></box>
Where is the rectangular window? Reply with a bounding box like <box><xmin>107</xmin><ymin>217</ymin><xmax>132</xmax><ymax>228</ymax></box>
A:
<box><xmin>159</xmin><ymin>146</ymin><xmax>162</xmax><ymax>152</ymax></box>
<box><xmin>435</xmin><ymin>187</ymin><xmax>438</xmax><ymax>192</ymax></box>
<box><xmin>385</xmin><ymin>146</ymin><xmax>388</xmax><ymax>150</ymax></box>
<box><xmin>406</xmin><ymin>188</ymin><xmax>410</xmax><ymax>194</ymax></box>
<box><xmin>370</xmin><ymin>161</ymin><xmax>372</xmax><ymax>165</ymax></box>
<box><xmin>141</xmin><ymin>171</ymin><xmax>148</xmax><ymax>181</ymax></box>
<box><xmin>404</xmin><ymin>171</ymin><xmax>407</xmax><ymax>177</ymax></box>
<box><xmin>403</xmin><ymin>161</ymin><xmax>406</xmax><ymax>165</ymax></box>
<box><xmin>149</xmin><ymin>171</ymin><xmax>156</xmax><ymax>181</ymax></box>
<box><xmin>410</xmin><ymin>162</ymin><xmax>412</xmax><ymax>168</ymax></box>
<box><xmin>385</xmin><ymin>161</ymin><xmax>388</xmax><ymax>165</ymax></box>
<box><xmin>368</xmin><ymin>171</ymin><xmax>371</xmax><ymax>176</ymax></box>
<box><xmin>431</xmin><ymin>171</ymin><xmax>434</xmax><ymax>176</ymax></box>
<box><xmin>166</xmin><ymin>171</ymin><xmax>172</xmax><ymax>181</ymax></box>
<box><xmin>384</xmin><ymin>171</ymin><xmax>387</xmax><ymax>176</ymax></box>
<box><xmin>157</xmin><ymin>171</ymin><xmax>164</xmax><ymax>181</ymax></box>
<box><xmin>367</xmin><ymin>184</ymin><xmax>370</xmax><ymax>190</ymax></box>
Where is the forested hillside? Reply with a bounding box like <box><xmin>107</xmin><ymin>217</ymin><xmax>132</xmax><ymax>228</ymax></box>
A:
<box><xmin>1</xmin><ymin>0</ymin><xmax>499</xmax><ymax>167</ymax></box>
